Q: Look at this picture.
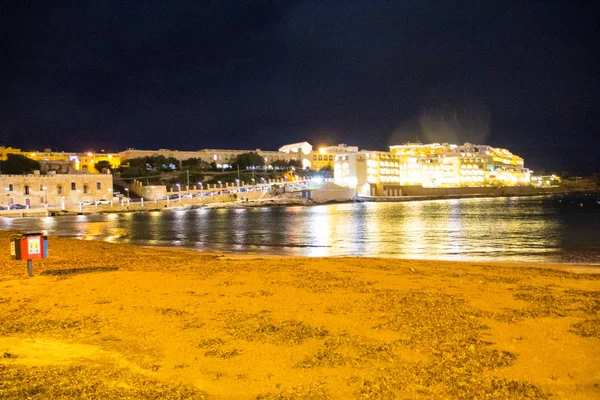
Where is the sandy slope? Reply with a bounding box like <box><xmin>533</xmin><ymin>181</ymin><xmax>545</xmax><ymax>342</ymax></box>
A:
<box><xmin>0</xmin><ymin>231</ymin><xmax>599</xmax><ymax>399</ymax></box>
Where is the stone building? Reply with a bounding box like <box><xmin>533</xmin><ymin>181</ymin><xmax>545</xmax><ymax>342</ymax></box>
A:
<box><xmin>0</xmin><ymin>172</ymin><xmax>113</xmax><ymax>208</ymax></box>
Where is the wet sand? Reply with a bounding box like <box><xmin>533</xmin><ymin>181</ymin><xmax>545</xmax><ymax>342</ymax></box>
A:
<box><xmin>0</xmin><ymin>231</ymin><xmax>599</xmax><ymax>399</ymax></box>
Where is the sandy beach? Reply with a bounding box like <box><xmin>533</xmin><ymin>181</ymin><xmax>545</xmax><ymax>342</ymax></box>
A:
<box><xmin>0</xmin><ymin>230</ymin><xmax>599</xmax><ymax>399</ymax></box>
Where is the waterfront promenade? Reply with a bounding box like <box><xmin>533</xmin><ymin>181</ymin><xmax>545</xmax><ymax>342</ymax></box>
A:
<box><xmin>0</xmin><ymin>231</ymin><xmax>598</xmax><ymax>399</ymax></box>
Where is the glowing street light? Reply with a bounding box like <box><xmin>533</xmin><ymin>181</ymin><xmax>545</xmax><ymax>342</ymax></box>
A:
<box><xmin>198</xmin><ymin>181</ymin><xmax>203</xmax><ymax>197</ymax></box>
<box><xmin>175</xmin><ymin>183</ymin><xmax>181</xmax><ymax>200</ymax></box>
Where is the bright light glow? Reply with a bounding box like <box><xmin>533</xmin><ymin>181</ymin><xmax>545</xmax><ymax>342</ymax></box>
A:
<box><xmin>87</xmin><ymin>152</ymin><xmax>93</xmax><ymax>157</ymax></box>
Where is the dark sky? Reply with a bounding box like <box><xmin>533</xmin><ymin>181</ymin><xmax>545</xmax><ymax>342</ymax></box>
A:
<box><xmin>2</xmin><ymin>1</ymin><xmax>599</xmax><ymax>174</ymax></box>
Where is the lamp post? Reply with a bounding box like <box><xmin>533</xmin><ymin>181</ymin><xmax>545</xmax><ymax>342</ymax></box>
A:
<box><xmin>5</xmin><ymin>187</ymin><xmax>10</xmax><ymax>210</ymax></box>
<box><xmin>218</xmin><ymin>181</ymin><xmax>222</xmax><ymax>195</ymax></box>
<box><xmin>176</xmin><ymin>183</ymin><xmax>181</xmax><ymax>201</ymax></box>
<box><xmin>42</xmin><ymin>186</ymin><xmax>47</xmax><ymax>209</ymax></box>
<box><xmin>251</xmin><ymin>178</ymin><xmax>255</xmax><ymax>189</ymax></box>
<box><xmin>235</xmin><ymin>179</ymin><xmax>240</xmax><ymax>192</ymax></box>
<box><xmin>77</xmin><ymin>189</ymin><xmax>82</xmax><ymax>211</ymax></box>
<box><xmin>198</xmin><ymin>182</ymin><xmax>203</xmax><ymax>197</ymax></box>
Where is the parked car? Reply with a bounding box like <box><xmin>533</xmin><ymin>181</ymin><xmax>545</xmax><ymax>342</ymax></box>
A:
<box><xmin>95</xmin><ymin>199</ymin><xmax>111</xmax><ymax>205</ymax></box>
<box><xmin>80</xmin><ymin>201</ymin><xmax>93</xmax><ymax>206</ymax></box>
<box><xmin>11</xmin><ymin>204</ymin><xmax>27</xmax><ymax>210</ymax></box>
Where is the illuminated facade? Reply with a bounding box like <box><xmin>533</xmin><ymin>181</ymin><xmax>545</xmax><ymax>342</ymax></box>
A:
<box><xmin>77</xmin><ymin>151</ymin><xmax>121</xmax><ymax>172</ymax></box>
<box><xmin>335</xmin><ymin>142</ymin><xmax>531</xmax><ymax>195</ymax></box>
<box><xmin>310</xmin><ymin>144</ymin><xmax>358</xmax><ymax>172</ymax></box>
<box><xmin>0</xmin><ymin>147</ymin><xmax>121</xmax><ymax>173</ymax></box>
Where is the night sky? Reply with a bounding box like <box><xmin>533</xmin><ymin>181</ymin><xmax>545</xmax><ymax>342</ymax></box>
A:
<box><xmin>2</xmin><ymin>1</ymin><xmax>599</xmax><ymax>174</ymax></box>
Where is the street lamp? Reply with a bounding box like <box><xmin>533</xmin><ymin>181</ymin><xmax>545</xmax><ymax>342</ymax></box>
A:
<box><xmin>42</xmin><ymin>186</ymin><xmax>47</xmax><ymax>209</ymax></box>
<box><xmin>5</xmin><ymin>187</ymin><xmax>10</xmax><ymax>210</ymax></box>
<box><xmin>198</xmin><ymin>182</ymin><xmax>203</xmax><ymax>197</ymax></box>
<box><xmin>235</xmin><ymin>178</ymin><xmax>240</xmax><ymax>192</ymax></box>
<box><xmin>217</xmin><ymin>181</ymin><xmax>222</xmax><ymax>195</ymax></box>
<box><xmin>176</xmin><ymin>183</ymin><xmax>180</xmax><ymax>200</ymax></box>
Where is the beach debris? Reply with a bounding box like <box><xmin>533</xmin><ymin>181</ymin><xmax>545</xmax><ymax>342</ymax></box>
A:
<box><xmin>570</xmin><ymin>319</ymin><xmax>600</xmax><ymax>338</ymax></box>
<box><xmin>0</xmin><ymin>364</ymin><xmax>206</xmax><ymax>399</ymax></box>
<box><xmin>220</xmin><ymin>310</ymin><xmax>328</xmax><ymax>345</ymax></box>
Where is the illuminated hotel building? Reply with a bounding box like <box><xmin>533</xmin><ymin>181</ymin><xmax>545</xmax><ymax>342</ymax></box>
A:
<box><xmin>335</xmin><ymin>142</ymin><xmax>531</xmax><ymax>196</ymax></box>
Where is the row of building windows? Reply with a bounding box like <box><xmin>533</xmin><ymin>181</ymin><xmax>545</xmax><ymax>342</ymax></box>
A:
<box><xmin>5</xmin><ymin>182</ymin><xmax>102</xmax><ymax>195</ymax></box>
<box><xmin>313</xmin><ymin>155</ymin><xmax>335</xmax><ymax>161</ymax></box>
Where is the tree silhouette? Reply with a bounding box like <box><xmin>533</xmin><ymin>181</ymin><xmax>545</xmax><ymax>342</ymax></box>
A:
<box><xmin>1</xmin><ymin>154</ymin><xmax>41</xmax><ymax>174</ymax></box>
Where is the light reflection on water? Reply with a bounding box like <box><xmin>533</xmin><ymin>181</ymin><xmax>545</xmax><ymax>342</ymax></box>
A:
<box><xmin>1</xmin><ymin>196</ymin><xmax>599</xmax><ymax>264</ymax></box>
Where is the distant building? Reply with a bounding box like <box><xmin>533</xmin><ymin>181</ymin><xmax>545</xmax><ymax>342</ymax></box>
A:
<box><xmin>309</xmin><ymin>144</ymin><xmax>358</xmax><ymax>172</ymax></box>
<box><xmin>118</xmin><ymin>148</ymin><xmax>300</xmax><ymax>170</ymax></box>
<box><xmin>335</xmin><ymin>142</ymin><xmax>531</xmax><ymax>195</ymax></box>
<box><xmin>0</xmin><ymin>147</ymin><xmax>120</xmax><ymax>174</ymax></box>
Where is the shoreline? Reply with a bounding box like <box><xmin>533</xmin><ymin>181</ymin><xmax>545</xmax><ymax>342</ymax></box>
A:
<box><xmin>4</xmin><ymin>231</ymin><xmax>600</xmax><ymax>268</ymax></box>
<box><xmin>1</xmin><ymin>231</ymin><xmax>600</xmax><ymax>398</ymax></box>
<box><xmin>1</xmin><ymin>189</ymin><xmax>596</xmax><ymax>218</ymax></box>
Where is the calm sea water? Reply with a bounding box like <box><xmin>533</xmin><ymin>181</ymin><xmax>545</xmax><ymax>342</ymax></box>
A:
<box><xmin>1</xmin><ymin>195</ymin><xmax>599</xmax><ymax>264</ymax></box>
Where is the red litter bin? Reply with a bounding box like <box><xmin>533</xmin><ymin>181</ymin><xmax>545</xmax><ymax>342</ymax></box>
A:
<box><xmin>10</xmin><ymin>233</ymin><xmax>48</xmax><ymax>277</ymax></box>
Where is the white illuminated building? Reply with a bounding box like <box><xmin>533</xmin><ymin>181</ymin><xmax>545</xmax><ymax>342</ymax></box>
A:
<box><xmin>334</xmin><ymin>142</ymin><xmax>532</xmax><ymax>196</ymax></box>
